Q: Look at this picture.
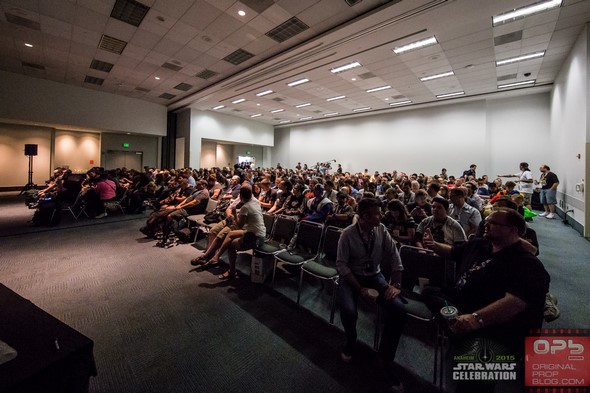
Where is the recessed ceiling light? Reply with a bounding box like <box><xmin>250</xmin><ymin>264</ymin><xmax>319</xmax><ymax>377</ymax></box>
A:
<box><xmin>324</xmin><ymin>112</ymin><xmax>339</xmax><ymax>117</ymax></box>
<box><xmin>287</xmin><ymin>78</ymin><xmax>309</xmax><ymax>87</ymax></box>
<box><xmin>351</xmin><ymin>78</ymin><xmax>357</xmax><ymax>81</ymax></box>
<box><xmin>257</xmin><ymin>103</ymin><xmax>260</xmax><ymax>106</ymax></box>
<box><xmin>250</xmin><ymin>113</ymin><xmax>262</xmax><ymax>118</ymax></box>
<box><xmin>496</xmin><ymin>51</ymin><xmax>545</xmax><ymax>66</ymax></box>
<box><xmin>436</xmin><ymin>91</ymin><xmax>465</xmax><ymax>99</ymax></box>
<box><xmin>353</xmin><ymin>107</ymin><xmax>372</xmax><ymax>112</ymax></box>
<box><xmin>270</xmin><ymin>109</ymin><xmax>284</xmax><ymax>113</ymax></box>
<box><xmin>326</xmin><ymin>95</ymin><xmax>346</xmax><ymax>102</ymax></box>
<box><xmin>213</xmin><ymin>105</ymin><xmax>225</xmax><ymax>110</ymax></box>
<box><xmin>390</xmin><ymin>100</ymin><xmax>412</xmax><ymax>106</ymax></box>
<box><xmin>493</xmin><ymin>0</ymin><xmax>562</xmax><ymax>26</ymax></box>
<box><xmin>279</xmin><ymin>120</ymin><xmax>291</xmax><ymax>124</ymax></box>
<box><xmin>393</xmin><ymin>36</ymin><xmax>438</xmax><ymax>54</ymax></box>
<box><xmin>24</xmin><ymin>43</ymin><xmax>33</xmax><ymax>47</ymax></box>
<box><xmin>232</xmin><ymin>98</ymin><xmax>246</xmax><ymax>104</ymax></box>
<box><xmin>420</xmin><ymin>71</ymin><xmax>454</xmax><ymax>82</ymax></box>
<box><xmin>295</xmin><ymin>103</ymin><xmax>311</xmax><ymax>108</ymax></box>
<box><xmin>366</xmin><ymin>85</ymin><xmax>392</xmax><ymax>93</ymax></box>
<box><xmin>498</xmin><ymin>80</ymin><xmax>536</xmax><ymax>89</ymax></box>
<box><xmin>155</xmin><ymin>76</ymin><xmax>160</xmax><ymax>80</ymax></box>
<box><xmin>256</xmin><ymin>89</ymin><xmax>273</xmax><ymax>96</ymax></box>
<box><xmin>238</xmin><ymin>10</ymin><xmax>246</xmax><ymax>16</ymax></box>
<box><xmin>330</xmin><ymin>61</ymin><xmax>362</xmax><ymax>74</ymax></box>
<box><xmin>300</xmin><ymin>116</ymin><xmax>313</xmax><ymax>121</ymax></box>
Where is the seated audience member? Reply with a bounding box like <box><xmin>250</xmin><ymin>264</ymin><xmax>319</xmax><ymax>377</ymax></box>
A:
<box><xmin>448</xmin><ymin>188</ymin><xmax>481</xmax><ymax>238</ymax></box>
<box><xmin>398</xmin><ymin>180</ymin><xmax>415</xmax><ymax>205</ymax></box>
<box><xmin>304</xmin><ymin>178</ymin><xmax>319</xmax><ymax>199</ymax></box>
<box><xmin>88</xmin><ymin>173</ymin><xmax>117</xmax><ymax>218</ymax></box>
<box><xmin>465</xmin><ymin>182</ymin><xmax>484</xmax><ymax>211</ymax></box>
<box><xmin>214</xmin><ymin>186</ymin><xmax>266</xmax><ymax>280</ymax></box>
<box><xmin>190</xmin><ymin>196</ymin><xmax>242</xmax><ymax>266</ymax></box>
<box><xmin>282</xmin><ymin>183</ymin><xmax>307</xmax><ymax>218</ymax></box>
<box><xmin>162</xmin><ymin>180</ymin><xmax>209</xmax><ymax>241</ymax></box>
<box><xmin>207</xmin><ymin>174</ymin><xmax>223</xmax><ymax>200</ymax></box>
<box><xmin>220</xmin><ymin>175</ymin><xmax>241</xmax><ymax>200</ymax></box>
<box><xmin>406</xmin><ymin>189</ymin><xmax>432</xmax><ymax>224</ymax></box>
<box><xmin>426</xmin><ymin>182</ymin><xmax>440</xmax><ymax>201</ymax></box>
<box><xmin>139</xmin><ymin>175</ymin><xmax>193</xmax><ymax>238</ymax></box>
<box><xmin>323</xmin><ymin>180</ymin><xmax>338</xmax><ymax>203</ymax></box>
<box><xmin>336</xmin><ymin>198</ymin><xmax>406</xmax><ymax>393</ymax></box>
<box><xmin>476</xmin><ymin>178</ymin><xmax>490</xmax><ymax>197</ymax></box>
<box><xmin>302</xmin><ymin>184</ymin><xmax>333</xmax><ymax>223</ymax></box>
<box><xmin>438</xmin><ymin>185</ymin><xmax>450</xmax><ymax>199</ymax></box>
<box><xmin>267</xmin><ymin>180</ymin><xmax>293</xmax><ymax>215</ymax></box>
<box><xmin>415</xmin><ymin>196</ymin><xmax>466</xmax><ymax>248</ymax></box>
<box><xmin>258</xmin><ymin>179</ymin><xmax>277</xmax><ymax>211</ymax></box>
<box><xmin>252</xmin><ymin>182</ymin><xmax>261</xmax><ymax>199</ymax></box>
<box><xmin>326</xmin><ymin>192</ymin><xmax>355</xmax><ymax>228</ymax></box>
<box><xmin>422</xmin><ymin>209</ymin><xmax>550</xmax><ymax>393</ymax></box>
<box><xmin>382</xmin><ymin>200</ymin><xmax>416</xmax><ymax>246</ymax></box>
<box><xmin>339</xmin><ymin>186</ymin><xmax>357</xmax><ymax>209</ymax></box>
<box><xmin>489</xmin><ymin>180</ymin><xmax>519</xmax><ymax>204</ymax></box>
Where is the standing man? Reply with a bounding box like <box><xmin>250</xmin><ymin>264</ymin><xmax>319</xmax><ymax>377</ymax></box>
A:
<box><xmin>336</xmin><ymin>198</ymin><xmax>406</xmax><ymax>393</ymax></box>
<box><xmin>538</xmin><ymin>165</ymin><xmax>559</xmax><ymax>219</ymax></box>
<box><xmin>498</xmin><ymin>162</ymin><xmax>534</xmax><ymax>210</ymax></box>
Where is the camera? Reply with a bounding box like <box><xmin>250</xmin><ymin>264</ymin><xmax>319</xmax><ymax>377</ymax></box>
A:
<box><xmin>524</xmin><ymin>72</ymin><xmax>531</xmax><ymax>77</ymax></box>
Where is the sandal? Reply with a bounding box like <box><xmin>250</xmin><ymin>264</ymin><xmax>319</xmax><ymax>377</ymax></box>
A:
<box><xmin>203</xmin><ymin>259</ymin><xmax>219</xmax><ymax>267</ymax></box>
<box><xmin>190</xmin><ymin>256</ymin><xmax>208</xmax><ymax>266</ymax></box>
<box><xmin>218</xmin><ymin>271</ymin><xmax>238</xmax><ymax>280</ymax></box>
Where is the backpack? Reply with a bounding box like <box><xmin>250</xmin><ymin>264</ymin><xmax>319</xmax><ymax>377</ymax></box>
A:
<box><xmin>203</xmin><ymin>200</ymin><xmax>231</xmax><ymax>224</ymax></box>
<box><xmin>32</xmin><ymin>198</ymin><xmax>61</xmax><ymax>227</ymax></box>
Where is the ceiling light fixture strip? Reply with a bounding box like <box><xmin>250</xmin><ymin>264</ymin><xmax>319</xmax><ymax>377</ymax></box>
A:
<box><xmin>492</xmin><ymin>0</ymin><xmax>562</xmax><ymax>26</ymax></box>
<box><xmin>496</xmin><ymin>51</ymin><xmax>545</xmax><ymax>66</ymax></box>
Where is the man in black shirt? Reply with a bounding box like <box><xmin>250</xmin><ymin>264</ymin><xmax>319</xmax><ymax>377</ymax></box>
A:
<box><xmin>538</xmin><ymin>164</ymin><xmax>559</xmax><ymax>219</ymax></box>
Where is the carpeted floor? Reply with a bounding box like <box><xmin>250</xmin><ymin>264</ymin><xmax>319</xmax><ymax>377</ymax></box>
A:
<box><xmin>0</xmin><ymin>192</ymin><xmax>588</xmax><ymax>392</ymax></box>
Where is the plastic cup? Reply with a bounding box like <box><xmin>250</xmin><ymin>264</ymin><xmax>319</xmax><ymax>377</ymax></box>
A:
<box><xmin>440</xmin><ymin>306</ymin><xmax>458</xmax><ymax>323</ymax></box>
<box><xmin>366</xmin><ymin>288</ymin><xmax>379</xmax><ymax>300</ymax></box>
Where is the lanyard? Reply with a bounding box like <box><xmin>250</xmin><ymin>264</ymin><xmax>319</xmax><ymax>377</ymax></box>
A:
<box><xmin>355</xmin><ymin>223</ymin><xmax>375</xmax><ymax>258</ymax></box>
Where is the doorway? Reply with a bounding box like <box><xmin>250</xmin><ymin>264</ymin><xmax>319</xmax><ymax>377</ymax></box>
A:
<box><xmin>104</xmin><ymin>150</ymin><xmax>143</xmax><ymax>171</ymax></box>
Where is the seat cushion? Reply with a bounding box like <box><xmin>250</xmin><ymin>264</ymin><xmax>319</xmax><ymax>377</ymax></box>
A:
<box><xmin>301</xmin><ymin>261</ymin><xmax>338</xmax><ymax>279</ymax></box>
<box><xmin>255</xmin><ymin>240</ymin><xmax>285</xmax><ymax>255</ymax></box>
<box><xmin>402</xmin><ymin>296</ymin><xmax>435</xmax><ymax>321</ymax></box>
<box><xmin>275</xmin><ymin>250</ymin><xmax>315</xmax><ymax>265</ymax></box>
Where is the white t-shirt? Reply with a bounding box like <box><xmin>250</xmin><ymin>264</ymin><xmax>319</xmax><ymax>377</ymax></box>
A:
<box><xmin>239</xmin><ymin>198</ymin><xmax>266</xmax><ymax>238</ymax></box>
<box><xmin>516</xmin><ymin>170</ymin><xmax>534</xmax><ymax>194</ymax></box>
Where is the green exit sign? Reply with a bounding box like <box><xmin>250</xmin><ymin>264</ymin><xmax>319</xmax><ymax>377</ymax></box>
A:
<box><xmin>123</xmin><ymin>143</ymin><xmax>129</xmax><ymax>148</ymax></box>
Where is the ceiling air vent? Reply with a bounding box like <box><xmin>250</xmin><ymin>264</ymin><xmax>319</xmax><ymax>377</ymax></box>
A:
<box><xmin>241</xmin><ymin>0</ymin><xmax>274</xmax><ymax>13</ymax></box>
<box><xmin>110</xmin><ymin>0</ymin><xmax>150</xmax><ymax>27</ymax></box>
<box><xmin>223</xmin><ymin>49</ymin><xmax>255</xmax><ymax>65</ymax></box>
<box><xmin>497</xmin><ymin>74</ymin><xmax>517</xmax><ymax>82</ymax></box>
<box><xmin>358</xmin><ymin>72</ymin><xmax>376</xmax><ymax>80</ymax></box>
<box><xmin>162</xmin><ymin>62</ymin><xmax>183</xmax><ymax>71</ymax></box>
<box><xmin>135</xmin><ymin>87</ymin><xmax>150</xmax><ymax>93</ymax></box>
<box><xmin>232</xmin><ymin>109</ymin><xmax>242</xmax><ymax>112</ymax></box>
<box><xmin>344</xmin><ymin>0</ymin><xmax>363</xmax><ymax>6</ymax></box>
<box><xmin>313</xmin><ymin>110</ymin><xmax>323</xmax><ymax>114</ymax></box>
<box><xmin>174</xmin><ymin>83</ymin><xmax>192</xmax><ymax>91</ymax></box>
<box><xmin>392</xmin><ymin>95</ymin><xmax>405</xmax><ymax>100</ymax></box>
<box><xmin>22</xmin><ymin>62</ymin><xmax>45</xmax><ymax>70</ymax></box>
<box><xmin>195</xmin><ymin>69</ymin><xmax>218</xmax><ymax>79</ymax></box>
<box><xmin>84</xmin><ymin>76</ymin><xmax>104</xmax><ymax>86</ymax></box>
<box><xmin>5</xmin><ymin>13</ymin><xmax>40</xmax><ymax>30</ymax></box>
<box><xmin>98</xmin><ymin>35</ymin><xmax>127</xmax><ymax>54</ymax></box>
<box><xmin>90</xmin><ymin>59</ymin><xmax>114</xmax><ymax>72</ymax></box>
<box><xmin>494</xmin><ymin>31</ymin><xmax>522</xmax><ymax>46</ymax></box>
<box><xmin>266</xmin><ymin>17</ymin><xmax>309</xmax><ymax>43</ymax></box>
<box><xmin>272</xmin><ymin>97</ymin><xmax>285</xmax><ymax>102</ymax></box>
<box><xmin>159</xmin><ymin>93</ymin><xmax>176</xmax><ymax>100</ymax></box>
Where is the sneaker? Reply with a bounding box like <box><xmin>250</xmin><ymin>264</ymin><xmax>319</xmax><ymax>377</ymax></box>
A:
<box><xmin>538</xmin><ymin>211</ymin><xmax>548</xmax><ymax>217</ymax></box>
<box><xmin>544</xmin><ymin>293</ymin><xmax>560</xmax><ymax>322</ymax></box>
<box><xmin>546</xmin><ymin>213</ymin><xmax>555</xmax><ymax>219</ymax></box>
<box><xmin>95</xmin><ymin>212</ymin><xmax>108</xmax><ymax>219</ymax></box>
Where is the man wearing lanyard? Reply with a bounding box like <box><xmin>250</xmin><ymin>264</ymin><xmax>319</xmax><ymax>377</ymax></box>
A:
<box><xmin>336</xmin><ymin>198</ymin><xmax>406</xmax><ymax>393</ymax></box>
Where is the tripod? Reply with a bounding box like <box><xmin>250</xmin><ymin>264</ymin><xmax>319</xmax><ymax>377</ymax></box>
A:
<box><xmin>19</xmin><ymin>155</ymin><xmax>37</xmax><ymax>195</ymax></box>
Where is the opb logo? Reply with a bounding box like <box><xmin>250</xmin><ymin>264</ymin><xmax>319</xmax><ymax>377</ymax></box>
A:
<box><xmin>533</xmin><ymin>339</ymin><xmax>584</xmax><ymax>361</ymax></box>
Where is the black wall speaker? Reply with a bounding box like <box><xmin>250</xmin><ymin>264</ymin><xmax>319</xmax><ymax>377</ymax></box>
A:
<box><xmin>24</xmin><ymin>144</ymin><xmax>38</xmax><ymax>156</ymax></box>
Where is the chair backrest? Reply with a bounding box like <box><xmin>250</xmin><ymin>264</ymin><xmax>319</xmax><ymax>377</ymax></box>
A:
<box><xmin>271</xmin><ymin>215</ymin><xmax>298</xmax><ymax>244</ymax></box>
<box><xmin>399</xmin><ymin>245</ymin><xmax>446</xmax><ymax>291</ymax></box>
<box><xmin>321</xmin><ymin>226</ymin><xmax>343</xmax><ymax>264</ymax></box>
<box><xmin>294</xmin><ymin>220</ymin><xmax>324</xmax><ymax>254</ymax></box>
<box><xmin>205</xmin><ymin>198</ymin><xmax>218</xmax><ymax>213</ymax></box>
<box><xmin>115</xmin><ymin>187</ymin><xmax>127</xmax><ymax>201</ymax></box>
<box><xmin>262</xmin><ymin>213</ymin><xmax>275</xmax><ymax>239</ymax></box>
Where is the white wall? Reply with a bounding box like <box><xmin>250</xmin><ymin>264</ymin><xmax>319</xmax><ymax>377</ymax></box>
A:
<box><xmin>0</xmin><ymin>70</ymin><xmax>167</xmax><ymax>136</ymax></box>
<box><xmin>100</xmin><ymin>133</ymin><xmax>160</xmax><ymax>169</ymax></box>
<box><xmin>189</xmin><ymin>109</ymin><xmax>274</xmax><ymax>169</ymax></box>
<box><xmin>550</xmin><ymin>25</ymin><xmax>588</xmax><ymax>233</ymax></box>
<box><xmin>200</xmin><ymin>140</ymin><xmax>217</xmax><ymax>168</ymax></box>
<box><xmin>273</xmin><ymin>95</ymin><xmax>551</xmax><ymax>180</ymax></box>
<box><xmin>55</xmin><ymin>130</ymin><xmax>100</xmax><ymax>172</ymax></box>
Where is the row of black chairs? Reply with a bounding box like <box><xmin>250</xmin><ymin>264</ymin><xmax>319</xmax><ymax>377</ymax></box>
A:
<box><xmin>254</xmin><ymin>214</ymin><xmax>455</xmax><ymax>390</ymax></box>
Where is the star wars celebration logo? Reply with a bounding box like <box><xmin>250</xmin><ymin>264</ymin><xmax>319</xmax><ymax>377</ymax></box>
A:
<box><xmin>452</xmin><ymin>337</ymin><xmax>518</xmax><ymax>382</ymax></box>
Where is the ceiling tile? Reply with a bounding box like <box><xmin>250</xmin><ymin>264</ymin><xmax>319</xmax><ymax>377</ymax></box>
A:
<box><xmin>180</xmin><ymin>1</ymin><xmax>223</xmax><ymax>29</ymax></box>
<box><xmin>39</xmin><ymin>15</ymin><xmax>72</xmax><ymax>40</ymax></box>
<box><xmin>151</xmin><ymin>0</ymin><xmax>195</xmax><ymax>19</ymax></box>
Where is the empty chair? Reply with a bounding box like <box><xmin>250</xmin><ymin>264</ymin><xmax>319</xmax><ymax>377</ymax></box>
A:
<box><xmin>272</xmin><ymin>220</ymin><xmax>324</xmax><ymax>289</ymax></box>
<box><xmin>298</xmin><ymin>225</ymin><xmax>343</xmax><ymax>323</ymax></box>
<box><xmin>254</xmin><ymin>214</ymin><xmax>298</xmax><ymax>256</ymax></box>
<box><xmin>187</xmin><ymin>198</ymin><xmax>219</xmax><ymax>242</ymax></box>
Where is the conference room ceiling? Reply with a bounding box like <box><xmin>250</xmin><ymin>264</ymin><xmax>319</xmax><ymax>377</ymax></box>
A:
<box><xmin>1</xmin><ymin>0</ymin><xmax>589</xmax><ymax>125</ymax></box>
